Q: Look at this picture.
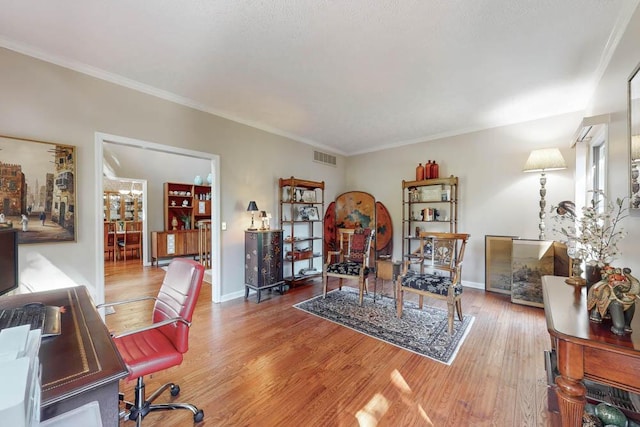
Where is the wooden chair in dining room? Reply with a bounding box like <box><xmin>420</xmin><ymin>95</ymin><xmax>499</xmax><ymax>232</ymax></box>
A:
<box><xmin>104</xmin><ymin>222</ymin><xmax>117</xmax><ymax>261</ymax></box>
<box><xmin>322</xmin><ymin>227</ymin><xmax>374</xmax><ymax>305</ymax></box>
<box><xmin>118</xmin><ymin>229</ymin><xmax>142</xmax><ymax>262</ymax></box>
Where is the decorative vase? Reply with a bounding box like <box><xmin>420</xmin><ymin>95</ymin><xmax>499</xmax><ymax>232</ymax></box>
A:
<box><xmin>425</xmin><ymin>160</ymin><xmax>432</xmax><ymax>179</ymax></box>
<box><xmin>194</xmin><ymin>175</ymin><xmax>203</xmax><ymax>185</ymax></box>
<box><xmin>585</xmin><ymin>264</ymin><xmax>603</xmax><ymax>291</ymax></box>
<box><xmin>207</xmin><ymin>173</ymin><xmax>213</xmax><ymax>185</ymax></box>
<box><xmin>416</xmin><ymin>163</ymin><xmax>424</xmax><ymax>181</ymax></box>
<box><xmin>431</xmin><ymin>161</ymin><xmax>439</xmax><ymax>179</ymax></box>
<box><xmin>171</xmin><ymin>217</ymin><xmax>178</xmax><ymax>230</ymax></box>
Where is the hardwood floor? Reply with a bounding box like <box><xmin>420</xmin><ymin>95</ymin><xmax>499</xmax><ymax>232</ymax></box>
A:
<box><xmin>105</xmin><ymin>260</ymin><xmax>559</xmax><ymax>426</ymax></box>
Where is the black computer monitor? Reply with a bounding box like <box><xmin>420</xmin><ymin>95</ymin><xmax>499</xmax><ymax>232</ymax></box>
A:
<box><xmin>0</xmin><ymin>228</ymin><xmax>18</xmax><ymax>297</ymax></box>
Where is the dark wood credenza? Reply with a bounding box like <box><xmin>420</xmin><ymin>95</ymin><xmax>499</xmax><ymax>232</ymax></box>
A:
<box><xmin>151</xmin><ymin>230</ymin><xmax>199</xmax><ymax>266</ymax></box>
<box><xmin>542</xmin><ymin>275</ymin><xmax>640</xmax><ymax>426</ymax></box>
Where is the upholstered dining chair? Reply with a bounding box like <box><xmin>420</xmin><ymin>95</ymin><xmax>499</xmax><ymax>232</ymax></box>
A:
<box><xmin>396</xmin><ymin>231</ymin><xmax>470</xmax><ymax>334</ymax></box>
<box><xmin>323</xmin><ymin>227</ymin><xmax>374</xmax><ymax>305</ymax></box>
<box><xmin>98</xmin><ymin>258</ymin><xmax>205</xmax><ymax>425</ymax></box>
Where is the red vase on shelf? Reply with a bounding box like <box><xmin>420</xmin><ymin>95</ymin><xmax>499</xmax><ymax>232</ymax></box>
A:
<box><xmin>416</xmin><ymin>163</ymin><xmax>425</xmax><ymax>181</ymax></box>
<box><xmin>424</xmin><ymin>160</ymin><xmax>432</xmax><ymax>179</ymax></box>
<box><xmin>431</xmin><ymin>161</ymin><xmax>439</xmax><ymax>179</ymax></box>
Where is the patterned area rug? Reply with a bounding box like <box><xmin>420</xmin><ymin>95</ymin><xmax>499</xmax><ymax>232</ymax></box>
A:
<box><xmin>294</xmin><ymin>288</ymin><xmax>474</xmax><ymax>365</ymax></box>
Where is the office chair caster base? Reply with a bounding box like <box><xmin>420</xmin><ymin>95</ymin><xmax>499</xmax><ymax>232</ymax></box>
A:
<box><xmin>170</xmin><ymin>384</ymin><xmax>180</xmax><ymax>396</ymax></box>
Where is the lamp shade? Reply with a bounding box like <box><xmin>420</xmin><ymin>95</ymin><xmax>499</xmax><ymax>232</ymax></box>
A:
<box><xmin>247</xmin><ymin>201</ymin><xmax>259</xmax><ymax>212</ymax></box>
<box><xmin>523</xmin><ymin>148</ymin><xmax>567</xmax><ymax>172</ymax></box>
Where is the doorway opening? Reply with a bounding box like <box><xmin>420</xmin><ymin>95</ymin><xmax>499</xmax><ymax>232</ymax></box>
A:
<box><xmin>93</xmin><ymin>133</ymin><xmax>221</xmax><ymax>306</ymax></box>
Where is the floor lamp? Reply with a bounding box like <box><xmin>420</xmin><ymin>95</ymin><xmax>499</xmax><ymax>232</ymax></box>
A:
<box><xmin>523</xmin><ymin>148</ymin><xmax>567</xmax><ymax>240</ymax></box>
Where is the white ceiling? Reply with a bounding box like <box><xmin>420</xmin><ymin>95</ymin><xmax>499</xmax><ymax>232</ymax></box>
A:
<box><xmin>0</xmin><ymin>1</ymin><xmax>637</xmax><ymax>156</ymax></box>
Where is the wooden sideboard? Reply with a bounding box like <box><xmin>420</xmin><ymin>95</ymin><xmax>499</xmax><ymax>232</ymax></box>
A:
<box><xmin>151</xmin><ymin>230</ymin><xmax>199</xmax><ymax>266</ymax></box>
<box><xmin>542</xmin><ymin>275</ymin><xmax>640</xmax><ymax>426</ymax></box>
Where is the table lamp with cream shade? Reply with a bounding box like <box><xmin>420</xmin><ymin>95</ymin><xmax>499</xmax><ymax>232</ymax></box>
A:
<box><xmin>523</xmin><ymin>148</ymin><xmax>567</xmax><ymax>240</ymax></box>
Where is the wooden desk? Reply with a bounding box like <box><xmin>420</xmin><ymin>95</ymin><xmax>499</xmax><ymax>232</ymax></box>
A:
<box><xmin>542</xmin><ymin>276</ymin><xmax>640</xmax><ymax>426</ymax></box>
<box><xmin>0</xmin><ymin>286</ymin><xmax>127</xmax><ymax>426</ymax></box>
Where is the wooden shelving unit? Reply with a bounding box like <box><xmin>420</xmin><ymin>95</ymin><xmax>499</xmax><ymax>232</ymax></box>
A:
<box><xmin>278</xmin><ymin>177</ymin><xmax>324</xmax><ymax>287</ymax></box>
<box><xmin>150</xmin><ymin>182</ymin><xmax>212</xmax><ymax>266</ymax></box>
<box><xmin>402</xmin><ymin>175</ymin><xmax>458</xmax><ymax>258</ymax></box>
<box><xmin>163</xmin><ymin>182</ymin><xmax>212</xmax><ymax>231</ymax></box>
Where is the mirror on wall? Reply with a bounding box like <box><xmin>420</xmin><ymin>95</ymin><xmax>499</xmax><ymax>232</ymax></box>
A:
<box><xmin>629</xmin><ymin>62</ymin><xmax>640</xmax><ymax>209</ymax></box>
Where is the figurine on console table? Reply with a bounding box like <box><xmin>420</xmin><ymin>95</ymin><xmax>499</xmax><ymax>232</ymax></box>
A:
<box><xmin>587</xmin><ymin>266</ymin><xmax>640</xmax><ymax>335</ymax></box>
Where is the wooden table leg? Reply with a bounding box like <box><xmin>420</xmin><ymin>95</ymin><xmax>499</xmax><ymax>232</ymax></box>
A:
<box><xmin>555</xmin><ymin>341</ymin><xmax>586</xmax><ymax>427</ymax></box>
<box><xmin>555</xmin><ymin>375</ymin><xmax>586</xmax><ymax>426</ymax></box>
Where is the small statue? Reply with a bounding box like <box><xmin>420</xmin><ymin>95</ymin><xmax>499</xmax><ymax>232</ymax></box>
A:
<box><xmin>20</xmin><ymin>214</ymin><xmax>28</xmax><ymax>232</ymax></box>
<box><xmin>587</xmin><ymin>266</ymin><xmax>640</xmax><ymax>335</ymax></box>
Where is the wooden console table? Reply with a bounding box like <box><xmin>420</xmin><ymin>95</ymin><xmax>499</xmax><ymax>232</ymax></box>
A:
<box><xmin>542</xmin><ymin>275</ymin><xmax>640</xmax><ymax>426</ymax></box>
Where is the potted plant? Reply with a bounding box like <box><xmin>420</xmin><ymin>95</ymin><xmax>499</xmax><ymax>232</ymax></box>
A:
<box><xmin>179</xmin><ymin>214</ymin><xmax>191</xmax><ymax>230</ymax></box>
<box><xmin>551</xmin><ymin>191</ymin><xmax>628</xmax><ymax>286</ymax></box>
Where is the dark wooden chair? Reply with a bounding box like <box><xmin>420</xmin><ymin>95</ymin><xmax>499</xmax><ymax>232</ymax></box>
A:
<box><xmin>322</xmin><ymin>228</ymin><xmax>373</xmax><ymax>305</ymax></box>
<box><xmin>118</xmin><ymin>230</ymin><xmax>142</xmax><ymax>261</ymax></box>
<box><xmin>104</xmin><ymin>222</ymin><xmax>117</xmax><ymax>261</ymax></box>
<box><xmin>396</xmin><ymin>231</ymin><xmax>470</xmax><ymax>334</ymax></box>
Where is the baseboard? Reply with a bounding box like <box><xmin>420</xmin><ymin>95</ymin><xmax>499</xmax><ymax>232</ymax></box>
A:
<box><xmin>462</xmin><ymin>280</ymin><xmax>484</xmax><ymax>290</ymax></box>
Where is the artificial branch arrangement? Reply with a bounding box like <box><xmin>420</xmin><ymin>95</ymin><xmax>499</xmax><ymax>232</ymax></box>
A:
<box><xmin>551</xmin><ymin>191</ymin><xmax>628</xmax><ymax>268</ymax></box>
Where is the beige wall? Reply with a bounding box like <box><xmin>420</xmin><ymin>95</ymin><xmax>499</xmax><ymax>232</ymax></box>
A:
<box><xmin>347</xmin><ymin>112</ymin><xmax>580</xmax><ymax>286</ymax></box>
<box><xmin>584</xmin><ymin>2</ymin><xmax>640</xmax><ymax>274</ymax></box>
<box><xmin>347</xmin><ymin>3</ymin><xmax>640</xmax><ymax>285</ymax></box>
<box><xmin>2</xmin><ymin>2</ymin><xmax>640</xmax><ymax>298</ymax></box>
<box><xmin>0</xmin><ymin>47</ymin><xmax>346</xmax><ymax>301</ymax></box>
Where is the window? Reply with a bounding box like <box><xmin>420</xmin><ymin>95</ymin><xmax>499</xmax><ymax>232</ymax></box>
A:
<box><xmin>591</xmin><ymin>140</ymin><xmax>606</xmax><ymax>212</ymax></box>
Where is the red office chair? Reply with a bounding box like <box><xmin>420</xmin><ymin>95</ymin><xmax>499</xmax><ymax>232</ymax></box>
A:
<box><xmin>100</xmin><ymin>258</ymin><xmax>205</xmax><ymax>425</ymax></box>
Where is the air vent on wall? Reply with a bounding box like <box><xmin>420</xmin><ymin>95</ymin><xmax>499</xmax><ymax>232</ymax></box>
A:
<box><xmin>313</xmin><ymin>150</ymin><xmax>337</xmax><ymax>167</ymax></box>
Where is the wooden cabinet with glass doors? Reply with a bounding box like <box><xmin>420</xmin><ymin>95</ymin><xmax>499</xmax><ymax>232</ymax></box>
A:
<box><xmin>103</xmin><ymin>191</ymin><xmax>143</xmax><ymax>224</ymax></box>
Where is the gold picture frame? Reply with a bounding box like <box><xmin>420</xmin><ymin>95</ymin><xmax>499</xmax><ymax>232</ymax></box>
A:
<box><xmin>511</xmin><ymin>239</ymin><xmax>555</xmax><ymax>308</ymax></box>
<box><xmin>485</xmin><ymin>235</ymin><xmax>518</xmax><ymax>294</ymax></box>
<box><xmin>301</xmin><ymin>190</ymin><xmax>316</xmax><ymax>203</ymax></box>
<box><xmin>0</xmin><ymin>135</ymin><xmax>76</xmax><ymax>244</ymax></box>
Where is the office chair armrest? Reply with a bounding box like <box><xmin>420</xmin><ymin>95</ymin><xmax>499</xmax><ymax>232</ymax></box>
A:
<box><xmin>97</xmin><ymin>295</ymin><xmax>157</xmax><ymax>309</ymax></box>
<box><xmin>112</xmin><ymin>317</ymin><xmax>192</xmax><ymax>339</ymax></box>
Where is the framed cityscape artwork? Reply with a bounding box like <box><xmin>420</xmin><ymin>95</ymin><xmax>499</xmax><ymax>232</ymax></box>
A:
<box><xmin>0</xmin><ymin>135</ymin><xmax>76</xmax><ymax>244</ymax></box>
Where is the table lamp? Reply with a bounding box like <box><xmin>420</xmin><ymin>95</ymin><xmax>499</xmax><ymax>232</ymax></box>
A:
<box><xmin>246</xmin><ymin>201</ymin><xmax>259</xmax><ymax>230</ymax></box>
<box><xmin>523</xmin><ymin>148</ymin><xmax>567</xmax><ymax>240</ymax></box>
